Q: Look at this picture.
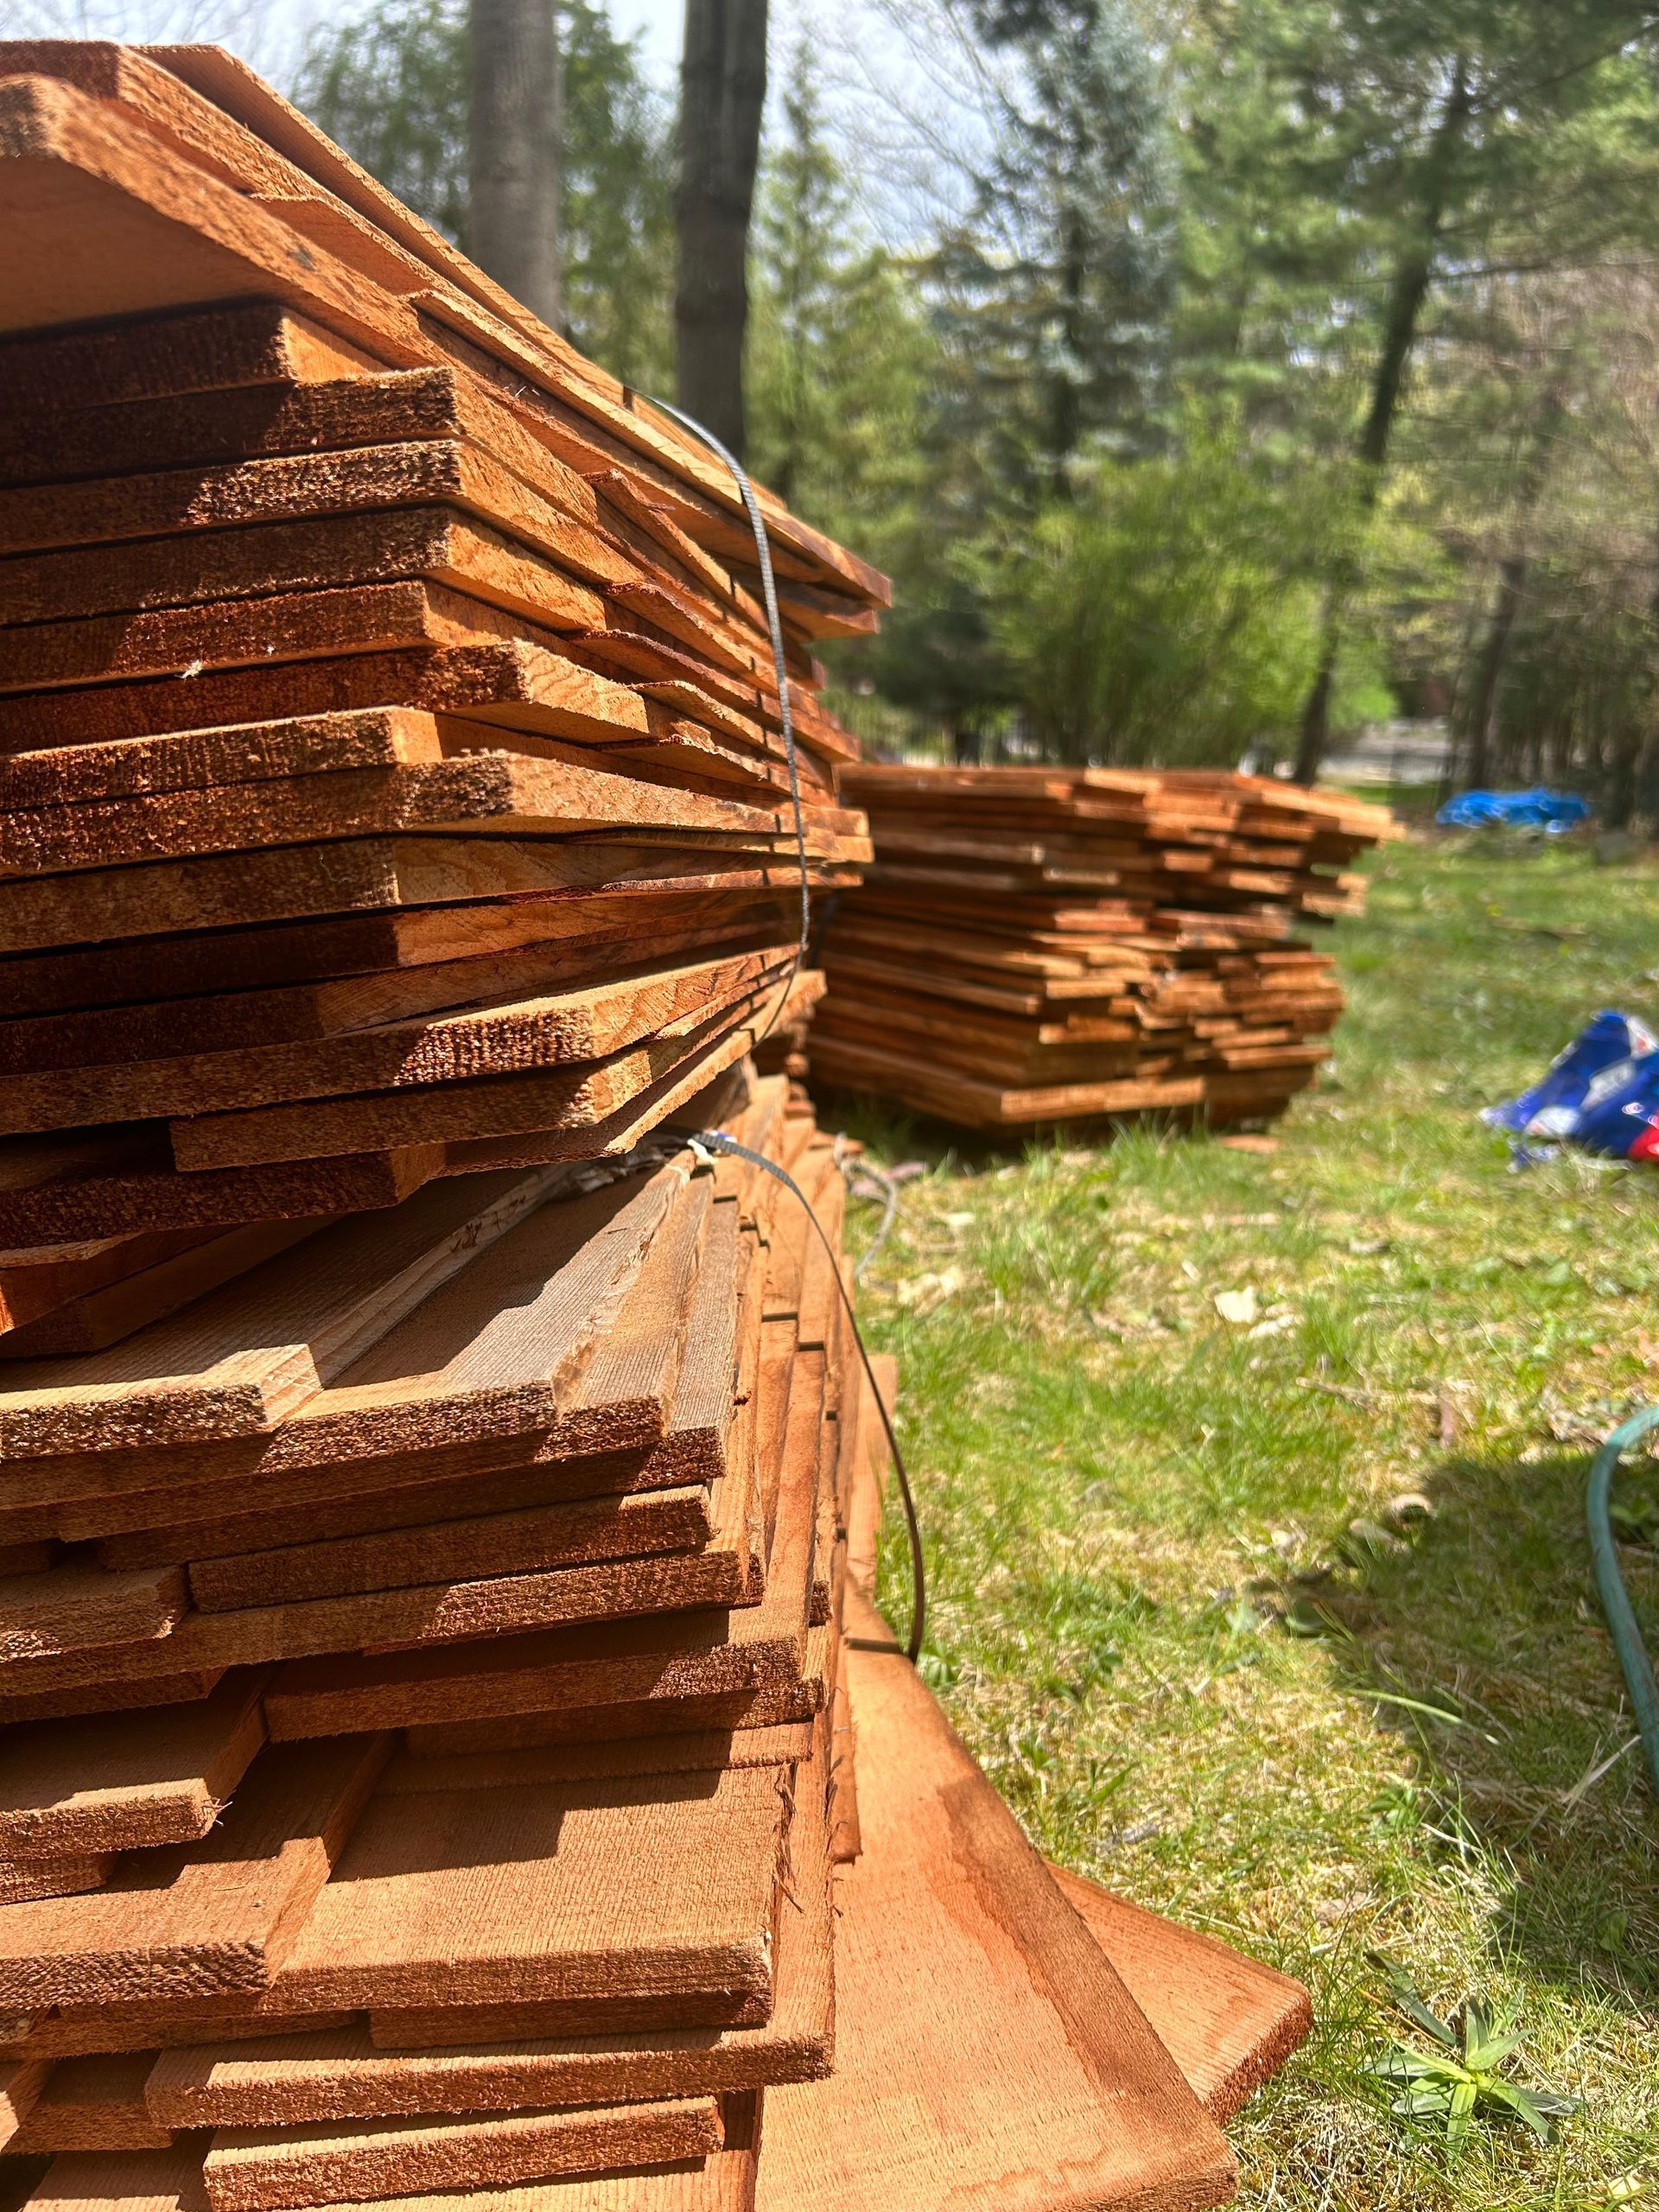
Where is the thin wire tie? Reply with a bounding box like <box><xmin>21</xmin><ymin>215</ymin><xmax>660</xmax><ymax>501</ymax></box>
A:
<box><xmin>646</xmin><ymin>397</ymin><xmax>810</xmax><ymax>1049</ymax></box>
<box><xmin>690</xmin><ymin>1128</ymin><xmax>926</xmax><ymax>1667</ymax></box>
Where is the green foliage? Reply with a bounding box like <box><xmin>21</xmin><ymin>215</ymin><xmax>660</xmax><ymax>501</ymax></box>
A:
<box><xmin>1368</xmin><ymin>1966</ymin><xmax>1580</xmax><ymax>2161</ymax></box>
<box><xmin>995</xmin><ymin>423</ymin><xmax>1327</xmax><ymax>763</ymax></box>
<box><xmin>287</xmin><ymin>0</ymin><xmax>1659</xmax><ymax>786</ymax></box>
<box><xmin>947</xmin><ymin>0</ymin><xmax>1174</xmax><ymax>483</ymax></box>
<box><xmin>747</xmin><ymin>41</ymin><xmax>934</xmax><ymax>546</ymax></box>
<box><xmin>293</xmin><ymin>0</ymin><xmax>468</xmax><ymax>244</ymax></box>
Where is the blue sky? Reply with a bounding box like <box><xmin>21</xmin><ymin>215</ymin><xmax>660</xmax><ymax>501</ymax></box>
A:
<box><xmin>6</xmin><ymin>0</ymin><xmax>685</xmax><ymax>81</ymax></box>
<box><xmin>7</xmin><ymin>0</ymin><xmax>972</xmax><ymax>245</ymax></box>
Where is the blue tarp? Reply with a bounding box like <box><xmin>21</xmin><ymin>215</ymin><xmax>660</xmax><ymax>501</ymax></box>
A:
<box><xmin>1437</xmin><ymin>787</ymin><xmax>1592</xmax><ymax>830</ymax></box>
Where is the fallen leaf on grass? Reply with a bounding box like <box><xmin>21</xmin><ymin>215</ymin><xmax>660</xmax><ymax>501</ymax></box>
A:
<box><xmin>894</xmin><ymin>1264</ymin><xmax>965</xmax><ymax>1315</ymax></box>
<box><xmin>1214</xmin><ymin>1287</ymin><xmax>1259</xmax><ymax>1325</ymax></box>
<box><xmin>1246</xmin><ymin>1312</ymin><xmax>1297</xmax><ymax>1340</ymax></box>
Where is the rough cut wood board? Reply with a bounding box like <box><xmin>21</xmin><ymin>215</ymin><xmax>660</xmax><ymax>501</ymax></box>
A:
<box><xmin>20</xmin><ymin>2124</ymin><xmax>758</xmax><ymax>2212</ymax></box>
<box><xmin>0</xmin><ymin>438</ymin><xmax>631</xmax><ymax>591</ymax></box>
<box><xmin>0</xmin><ymin>829</ymin><xmax>839</xmax><ymax>963</ymax></box>
<box><xmin>0</xmin><ymin>744</ymin><xmax>790</xmax><ymax>889</ymax></box>
<box><xmin>1048</xmin><ymin>1865</ymin><xmax>1312</xmax><ymax>2126</ymax></box>
<box><xmin>0</xmin><ymin>2056</ymin><xmax>48</xmax><ymax>2148</ymax></box>
<box><xmin>0</xmin><ymin>1174</ymin><xmax>735</xmax><ymax>1573</ymax></box>
<box><xmin>144</xmin><ymin>1770</ymin><xmax>832</xmax><ymax>2120</ymax></box>
<box><xmin>0</xmin><ymin>1223</ymin><xmax>327</xmax><ymax>1363</ymax></box>
<box><xmin>0</xmin><ymin>637</ymin><xmax>827</xmax><ymax>780</ymax></box>
<box><xmin>0</xmin><ymin>880</ymin><xmax>809</xmax><ymax>1046</ymax></box>
<box><xmin>0</xmin><ymin>296</ymin><xmax>380</xmax><ymax>414</ymax></box>
<box><xmin>81</xmin><ymin>1182</ymin><xmax>721</xmax><ymax>1561</ymax></box>
<box><xmin>185</xmin><ymin>1466</ymin><xmax>740</xmax><ymax>1617</ymax></box>
<box><xmin>753</xmin><ymin>1588</ymin><xmax>1236</xmax><ymax>2212</ymax></box>
<box><xmin>0</xmin><ymin>1163</ymin><xmax>663</xmax><ymax>1480</ymax></box>
<box><xmin>258</xmin><ymin>1262</ymin><xmax>817</xmax><ymax>1738</ymax></box>
<box><xmin>0</xmin><ymin>891</ymin><xmax>788</xmax><ymax>1065</ymax></box>
<box><xmin>0</xmin><ymin>1167</ymin><xmax>563</xmax><ymax>1459</ymax></box>
<box><xmin>0</xmin><ymin>1499</ymin><xmax>760</xmax><ymax>1710</ymax></box>
<box><xmin>0</xmin><ymin>947</ymin><xmax>788</xmax><ymax>1136</ymax></box>
<box><xmin>163</xmin><ymin>988</ymin><xmax>779</xmax><ymax>1172</ymax></box>
<box><xmin>0</xmin><ymin>1229</ymin><xmax>270</xmax><ymax>1337</ymax></box>
<box><xmin>10</xmin><ymin>2053</ymin><xmax>173</xmax><ymax>2152</ymax></box>
<box><xmin>0</xmin><ymin>369</ymin><xmax>596</xmax><ymax>523</ymax></box>
<box><xmin>265</xmin><ymin>1758</ymin><xmax>794</xmax><ymax>2014</ymax></box>
<box><xmin>0</xmin><ymin>998</ymin><xmax>798</xmax><ymax>1261</ymax></box>
<box><xmin>0</xmin><ymin>1733</ymin><xmax>389</xmax><ymax>2008</ymax></box>
<box><xmin>0</xmin><ymin>2005</ymin><xmax>358</xmax><ymax>2067</ymax></box>
<box><xmin>0</xmin><ymin>1561</ymin><xmax>182</xmax><ymax>1664</ymax></box>
<box><xmin>0</xmin><ymin>1134</ymin><xmax>442</xmax><ymax>1252</ymax></box>
<box><xmin>200</xmin><ymin>2096</ymin><xmax>723</xmax><ymax>2212</ymax></box>
<box><xmin>0</xmin><ymin>1850</ymin><xmax>114</xmax><ymax>1904</ymax></box>
<box><xmin>0</xmin><ymin>1670</ymin><xmax>265</xmax><ymax>1857</ymax></box>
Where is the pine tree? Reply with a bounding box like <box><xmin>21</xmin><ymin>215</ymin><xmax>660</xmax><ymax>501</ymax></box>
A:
<box><xmin>948</xmin><ymin>0</ymin><xmax>1174</xmax><ymax>493</ymax></box>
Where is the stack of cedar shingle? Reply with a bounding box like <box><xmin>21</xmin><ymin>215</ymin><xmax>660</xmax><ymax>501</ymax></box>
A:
<box><xmin>0</xmin><ymin>41</ymin><xmax>1313</xmax><ymax>2212</ymax></box>
<box><xmin>812</xmin><ymin>765</ymin><xmax>1397</xmax><ymax>1132</ymax></box>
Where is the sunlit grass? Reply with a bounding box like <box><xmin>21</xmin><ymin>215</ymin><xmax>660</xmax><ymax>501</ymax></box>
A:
<box><xmin>834</xmin><ymin>830</ymin><xmax>1659</xmax><ymax>2212</ymax></box>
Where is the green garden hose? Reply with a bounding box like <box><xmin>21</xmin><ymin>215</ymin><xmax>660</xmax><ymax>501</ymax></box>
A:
<box><xmin>1586</xmin><ymin>1408</ymin><xmax>1659</xmax><ymax>1796</ymax></box>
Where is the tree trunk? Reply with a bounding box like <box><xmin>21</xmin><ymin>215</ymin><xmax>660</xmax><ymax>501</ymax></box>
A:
<box><xmin>1292</xmin><ymin>616</ymin><xmax>1341</xmax><ymax>785</ymax></box>
<box><xmin>1459</xmin><ymin>370</ymin><xmax>1568</xmax><ymax>791</ymax></box>
<box><xmin>1464</xmin><ymin>556</ymin><xmax>1528</xmax><ymax>790</ymax></box>
<box><xmin>1047</xmin><ymin>200</ymin><xmax>1086</xmax><ymax>493</ymax></box>
<box><xmin>676</xmin><ymin>0</ymin><xmax>769</xmax><ymax>460</ymax></box>
<box><xmin>1603</xmin><ymin>729</ymin><xmax>1643</xmax><ymax>830</ymax></box>
<box><xmin>469</xmin><ymin>0</ymin><xmax>563</xmax><ymax>328</ymax></box>
<box><xmin>1292</xmin><ymin>58</ymin><xmax>1471</xmax><ymax>785</ymax></box>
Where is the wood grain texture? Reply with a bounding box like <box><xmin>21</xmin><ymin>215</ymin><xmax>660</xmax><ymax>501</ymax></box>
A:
<box><xmin>753</xmin><ymin>1587</ymin><xmax>1236</xmax><ymax>2212</ymax></box>
<box><xmin>149</xmin><ymin>1743</ymin><xmax>832</xmax><ymax>2117</ymax></box>
<box><xmin>200</xmin><ymin>2097</ymin><xmax>722</xmax><ymax>2211</ymax></box>
<box><xmin>0</xmin><ymin>949</ymin><xmax>788</xmax><ymax>1138</ymax></box>
<box><xmin>10</xmin><ymin>2054</ymin><xmax>174</xmax><ymax>2153</ymax></box>
<box><xmin>0</xmin><ymin>1224</ymin><xmax>327</xmax><ymax>1363</ymax></box>
<box><xmin>0</xmin><ymin>1670</ymin><xmax>265</xmax><ymax>1857</ymax></box>
<box><xmin>0</xmin><ymin>1165</ymin><xmax>673</xmax><ymax>1522</ymax></box>
<box><xmin>0</xmin><ymin>746</ymin><xmax>783</xmax><ymax>883</ymax></box>
<box><xmin>85</xmin><ymin>1179</ymin><xmax>718</xmax><ymax>1564</ymax></box>
<box><xmin>0</xmin><ymin>1562</ymin><xmax>183</xmax><ymax>1663</ymax></box>
<box><xmin>0</xmin><ymin>1850</ymin><xmax>114</xmax><ymax>1904</ymax></box>
<box><xmin>0</xmin><ymin>1733</ymin><xmax>389</xmax><ymax>2007</ymax></box>
<box><xmin>268</xmin><ymin>1759</ymin><xmax>793</xmax><ymax>2014</ymax></box>
<box><xmin>258</xmin><ymin>1257</ymin><xmax>817</xmax><ymax>1738</ymax></box>
<box><xmin>1048</xmin><ymin>1864</ymin><xmax>1312</xmax><ymax>2125</ymax></box>
<box><xmin>20</xmin><ymin>2133</ymin><xmax>757</xmax><ymax>2212</ymax></box>
<box><xmin>0</xmin><ymin>1169</ymin><xmax>560</xmax><ymax>1458</ymax></box>
<box><xmin>0</xmin><ymin>2055</ymin><xmax>49</xmax><ymax>2150</ymax></box>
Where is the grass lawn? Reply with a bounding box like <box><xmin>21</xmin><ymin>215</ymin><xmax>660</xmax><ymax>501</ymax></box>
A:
<box><xmin>836</xmin><ymin>828</ymin><xmax>1659</xmax><ymax>2212</ymax></box>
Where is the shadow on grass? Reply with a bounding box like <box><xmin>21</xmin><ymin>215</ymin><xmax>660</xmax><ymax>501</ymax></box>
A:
<box><xmin>810</xmin><ymin>1081</ymin><xmax>1287</xmax><ymax>1176</ymax></box>
<box><xmin>1287</xmin><ymin>1446</ymin><xmax>1659</xmax><ymax>2005</ymax></box>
